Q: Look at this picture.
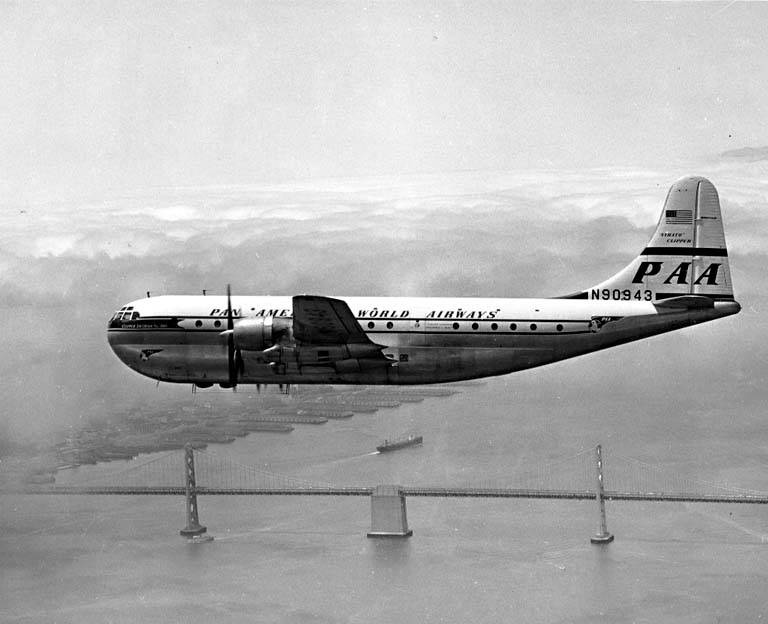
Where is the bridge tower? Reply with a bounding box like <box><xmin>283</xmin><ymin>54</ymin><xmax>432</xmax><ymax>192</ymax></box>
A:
<box><xmin>590</xmin><ymin>444</ymin><xmax>614</xmax><ymax>544</ymax></box>
<box><xmin>367</xmin><ymin>485</ymin><xmax>412</xmax><ymax>537</ymax></box>
<box><xmin>180</xmin><ymin>444</ymin><xmax>208</xmax><ymax>539</ymax></box>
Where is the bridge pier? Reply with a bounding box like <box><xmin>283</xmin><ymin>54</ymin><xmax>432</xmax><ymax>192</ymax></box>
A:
<box><xmin>180</xmin><ymin>444</ymin><xmax>210</xmax><ymax>539</ymax></box>
<box><xmin>367</xmin><ymin>485</ymin><xmax>412</xmax><ymax>537</ymax></box>
<box><xmin>590</xmin><ymin>444</ymin><xmax>614</xmax><ymax>544</ymax></box>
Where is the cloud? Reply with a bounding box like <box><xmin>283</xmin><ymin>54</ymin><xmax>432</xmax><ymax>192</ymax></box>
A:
<box><xmin>720</xmin><ymin>146</ymin><xmax>768</xmax><ymax>162</ymax></box>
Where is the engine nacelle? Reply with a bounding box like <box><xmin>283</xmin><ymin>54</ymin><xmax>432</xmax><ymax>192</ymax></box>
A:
<box><xmin>232</xmin><ymin>316</ymin><xmax>292</xmax><ymax>351</ymax></box>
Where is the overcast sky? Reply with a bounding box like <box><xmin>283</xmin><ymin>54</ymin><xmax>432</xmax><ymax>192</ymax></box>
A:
<box><xmin>2</xmin><ymin>1</ymin><xmax>768</xmax><ymax>201</ymax></box>
<box><xmin>1</xmin><ymin>2</ymin><xmax>767</xmax><ymax>444</ymax></box>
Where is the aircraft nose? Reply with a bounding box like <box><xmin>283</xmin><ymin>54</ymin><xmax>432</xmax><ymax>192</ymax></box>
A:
<box><xmin>108</xmin><ymin>313</ymin><xmax>120</xmax><ymax>330</ymax></box>
<box><xmin>107</xmin><ymin>332</ymin><xmax>124</xmax><ymax>362</ymax></box>
<box><xmin>107</xmin><ymin>307</ymin><xmax>132</xmax><ymax>364</ymax></box>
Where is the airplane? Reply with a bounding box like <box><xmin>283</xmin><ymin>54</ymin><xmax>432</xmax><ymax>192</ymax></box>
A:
<box><xmin>108</xmin><ymin>176</ymin><xmax>740</xmax><ymax>388</ymax></box>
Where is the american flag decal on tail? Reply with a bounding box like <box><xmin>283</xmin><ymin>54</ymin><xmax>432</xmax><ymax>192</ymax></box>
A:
<box><xmin>665</xmin><ymin>209</ymin><xmax>693</xmax><ymax>224</ymax></box>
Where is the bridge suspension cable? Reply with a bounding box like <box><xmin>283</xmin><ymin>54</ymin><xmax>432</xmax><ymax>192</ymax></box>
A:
<box><xmin>21</xmin><ymin>444</ymin><xmax>768</xmax><ymax>502</ymax></box>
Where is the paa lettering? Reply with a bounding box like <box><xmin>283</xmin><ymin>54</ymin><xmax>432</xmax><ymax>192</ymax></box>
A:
<box><xmin>631</xmin><ymin>261</ymin><xmax>722</xmax><ymax>286</ymax></box>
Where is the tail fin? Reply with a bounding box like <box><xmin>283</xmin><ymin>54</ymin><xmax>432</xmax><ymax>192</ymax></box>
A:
<box><xmin>565</xmin><ymin>176</ymin><xmax>735</xmax><ymax>302</ymax></box>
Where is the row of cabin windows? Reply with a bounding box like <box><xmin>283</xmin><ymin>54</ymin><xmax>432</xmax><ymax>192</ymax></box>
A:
<box><xmin>187</xmin><ymin>319</ymin><xmax>568</xmax><ymax>332</ymax></box>
<box><xmin>365</xmin><ymin>321</ymin><xmax>565</xmax><ymax>332</ymax></box>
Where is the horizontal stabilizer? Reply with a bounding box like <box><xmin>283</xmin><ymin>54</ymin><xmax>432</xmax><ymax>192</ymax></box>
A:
<box><xmin>654</xmin><ymin>295</ymin><xmax>715</xmax><ymax>310</ymax></box>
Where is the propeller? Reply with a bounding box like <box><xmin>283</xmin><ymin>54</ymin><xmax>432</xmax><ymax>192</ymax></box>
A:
<box><xmin>226</xmin><ymin>284</ymin><xmax>239</xmax><ymax>390</ymax></box>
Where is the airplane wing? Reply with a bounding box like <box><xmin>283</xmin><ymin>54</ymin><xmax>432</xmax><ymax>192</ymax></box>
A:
<box><xmin>292</xmin><ymin>295</ymin><xmax>380</xmax><ymax>346</ymax></box>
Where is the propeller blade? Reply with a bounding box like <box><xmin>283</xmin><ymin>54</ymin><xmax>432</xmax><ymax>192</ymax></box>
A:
<box><xmin>226</xmin><ymin>284</ymin><xmax>237</xmax><ymax>389</ymax></box>
<box><xmin>226</xmin><ymin>284</ymin><xmax>234</xmax><ymax>331</ymax></box>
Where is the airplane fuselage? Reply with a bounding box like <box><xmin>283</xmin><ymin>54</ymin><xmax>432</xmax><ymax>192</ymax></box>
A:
<box><xmin>107</xmin><ymin>294</ymin><xmax>739</xmax><ymax>386</ymax></box>
<box><xmin>106</xmin><ymin>178</ymin><xmax>741</xmax><ymax>388</ymax></box>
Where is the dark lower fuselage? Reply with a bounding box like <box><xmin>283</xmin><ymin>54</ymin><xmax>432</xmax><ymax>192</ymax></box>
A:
<box><xmin>107</xmin><ymin>295</ymin><xmax>740</xmax><ymax>386</ymax></box>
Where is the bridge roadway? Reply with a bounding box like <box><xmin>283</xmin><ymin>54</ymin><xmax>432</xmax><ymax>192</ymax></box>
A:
<box><xmin>15</xmin><ymin>485</ymin><xmax>768</xmax><ymax>504</ymax></box>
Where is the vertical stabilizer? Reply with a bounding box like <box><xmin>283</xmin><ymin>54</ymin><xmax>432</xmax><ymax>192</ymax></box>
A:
<box><xmin>568</xmin><ymin>177</ymin><xmax>734</xmax><ymax>302</ymax></box>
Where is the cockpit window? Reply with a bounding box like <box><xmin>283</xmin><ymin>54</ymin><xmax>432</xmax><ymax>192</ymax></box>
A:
<box><xmin>108</xmin><ymin>310</ymin><xmax>124</xmax><ymax>328</ymax></box>
<box><xmin>109</xmin><ymin>306</ymin><xmax>139</xmax><ymax>326</ymax></box>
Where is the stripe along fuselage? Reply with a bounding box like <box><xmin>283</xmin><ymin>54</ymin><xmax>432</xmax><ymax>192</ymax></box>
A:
<box><xmin>107</xmin><ymin>294</ymin><xmax>739</xmax><ymax>385</ymax></box>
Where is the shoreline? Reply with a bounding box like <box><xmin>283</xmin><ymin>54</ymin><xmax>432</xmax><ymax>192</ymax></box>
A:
<box><xmin>0</xmin><ymin>385</ymin><xmax>466</xmax><ymax>487</ymax></box>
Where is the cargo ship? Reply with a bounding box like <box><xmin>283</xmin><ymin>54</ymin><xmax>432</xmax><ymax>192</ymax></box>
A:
<box><xmin>376</xmin><ymin>434</ymin><xmax>423</xmax><ymax>453</ymax></box>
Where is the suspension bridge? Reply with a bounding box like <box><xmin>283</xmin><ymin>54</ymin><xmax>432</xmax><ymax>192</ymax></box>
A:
<box><xmin>12</xmin><ymin>444</ymin><xmax>768</xmax><ymax>543</ymax></box>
